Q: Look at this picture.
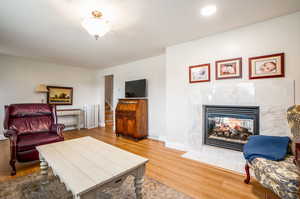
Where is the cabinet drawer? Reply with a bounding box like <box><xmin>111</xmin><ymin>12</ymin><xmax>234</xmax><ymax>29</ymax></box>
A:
<box><xmin>116</xmin><ymin>111</ymin><xmax>136</xmax><ymax>117</ymax></box>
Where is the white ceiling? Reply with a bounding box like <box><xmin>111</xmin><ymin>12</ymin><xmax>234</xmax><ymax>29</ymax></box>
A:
<box><xmin>0</xmin><ymin>0</ymin><xmax>299</xmax><ymax>69</ymax></box>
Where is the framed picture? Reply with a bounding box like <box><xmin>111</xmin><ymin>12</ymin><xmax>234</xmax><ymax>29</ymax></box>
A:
<box><xmin>47</xmin><ymin>86</ymin><xmax>73</xmax><ymax>105</ymax></box>
<box><xmin>249</xmin><ymin>53</ymin><xmax>284</xmax><ymax>79</ymax></box>
<box><xmin>189</xmin><ymin>64</ymin><xmax>210</xmax><ymax>83</ymax></box>
<box><xmin>215</xmin><ymin>57</ymin><xmax>242</xmax><ymax>80</ymax></box>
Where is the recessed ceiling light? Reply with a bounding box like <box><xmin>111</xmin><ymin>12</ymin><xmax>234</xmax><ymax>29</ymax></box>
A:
<box><xmin>201</xmin><ymin>5</ymin><xmax>217</xmax><ymax>16</ymax></box>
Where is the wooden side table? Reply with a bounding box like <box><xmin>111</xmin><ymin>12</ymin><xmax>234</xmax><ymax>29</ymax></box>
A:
<box><xmin>57</xmin><ymin>109</ymin><xmax>82</xmax><ymax>130</ymax></box>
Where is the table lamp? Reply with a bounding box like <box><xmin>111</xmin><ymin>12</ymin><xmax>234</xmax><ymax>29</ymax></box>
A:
<box><xmin>35</xmin><ymin>84</ymin><xmax>48</xmax><ymax>103</ymax></box>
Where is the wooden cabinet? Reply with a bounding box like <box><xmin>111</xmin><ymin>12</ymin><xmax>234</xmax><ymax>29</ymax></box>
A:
<box><xmin>115</xmin><ymin>99</ymin><xmax>148</xmax><ymax>140</ymax></box>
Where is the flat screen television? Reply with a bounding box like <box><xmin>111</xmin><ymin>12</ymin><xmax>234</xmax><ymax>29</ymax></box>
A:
<box><xmin>125</xmin><ymin>79</ymin><xmax>147</xmax><ymax>98</ymax></box>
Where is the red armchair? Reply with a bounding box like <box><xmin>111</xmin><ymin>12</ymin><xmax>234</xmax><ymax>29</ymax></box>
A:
<box><xmin>3</xmin><ymin>104</ymin><xmax>65</xmax><ymax>175</ymax></box>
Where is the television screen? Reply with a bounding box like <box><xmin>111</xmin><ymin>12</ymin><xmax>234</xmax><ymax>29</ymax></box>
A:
<box><xmin>125</xmin><ymin>79</ymin><xmax>147</xmax><ymax>98</ymax></box>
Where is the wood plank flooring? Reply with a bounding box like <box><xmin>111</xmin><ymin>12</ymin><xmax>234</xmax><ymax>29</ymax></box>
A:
<box><xmin>0</xmin><ymin>128</ymin><xmax>279</xmax><ymax>199</ymax></box>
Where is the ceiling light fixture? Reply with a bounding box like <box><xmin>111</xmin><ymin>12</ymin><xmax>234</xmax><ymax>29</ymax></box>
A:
<box><xmin>201</xmin><ymin>5</ymin><xmax>217</xmax><ymax>16</ymax></box>
<box><xmin>82</xmin><ymin>10</ymin><xmax>111</xmax><ymax>40</ymax></box>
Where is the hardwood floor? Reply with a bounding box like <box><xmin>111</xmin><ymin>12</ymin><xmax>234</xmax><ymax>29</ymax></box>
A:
<box><xmin>0</xmin><ymin>128</ymin><xmax>279</xmax><ymax>199</ymax></box>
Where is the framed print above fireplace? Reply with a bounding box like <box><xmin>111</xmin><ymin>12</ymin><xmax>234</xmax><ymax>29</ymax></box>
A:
<box><xmin>215</xmin><ymin>57</ymin><xmax>242</xmax><ymax>80</ymax></box>
<box><xmin>249</xmin><ymin>53</ymin><xmax>285</xmax><ymax>79</ymax></box>
<box><xmin>47</xmin><ymin>86</ymin><xmax>73</xmax><ymax>105</ymax></box>
<box><xmin>189</xmin><ymin>64</ymin><xmax>210</xmax><ymax>83</ymax></box>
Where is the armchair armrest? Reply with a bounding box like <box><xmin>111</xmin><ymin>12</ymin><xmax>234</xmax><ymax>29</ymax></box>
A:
<box><xmin>51</xmin><ymin>124</ymin><xmax>65</xmax><ymax>137</ymax></box>
<box><xmin>4</xmin><ymin>129</ymin><xmax>18</xmax><ymax>175</ymax></box>
<box><xmin>4</xmin><ymin>130</ymin><xmax>17</xmax><ymax>141</ymax></box>
<box><xmin>295</xmin><ymin>138</ymin><xmax>300</xmax><ymax>167</ymax></box>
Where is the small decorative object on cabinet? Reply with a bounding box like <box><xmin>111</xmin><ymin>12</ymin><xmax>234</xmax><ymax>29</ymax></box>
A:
<box><xmin>115</xmin><ymin>99</ymin><xmax>148</xmax><ymax>140</ymax></box>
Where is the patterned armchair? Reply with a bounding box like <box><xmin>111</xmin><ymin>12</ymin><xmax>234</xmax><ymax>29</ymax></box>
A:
<box><xmin>244</xmin><ymin>105</ymin><xmax>300</xmax><ymax>199</ymax></box>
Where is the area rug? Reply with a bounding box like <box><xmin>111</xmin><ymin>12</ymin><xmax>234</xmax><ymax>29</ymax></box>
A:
<box><xmin>0</xmin><ymin>170</ymin><xmax>192</xmax><ymax>199</ymax></box>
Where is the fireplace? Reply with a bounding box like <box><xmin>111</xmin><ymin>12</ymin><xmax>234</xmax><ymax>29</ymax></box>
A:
<box><xmin>203</xmin><ymin>105</ymin><xmax>259</xmax><ymax>151</ymax></box>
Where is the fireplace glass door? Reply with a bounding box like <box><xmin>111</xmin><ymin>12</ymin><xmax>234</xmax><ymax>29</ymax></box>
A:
<box><xmin>204</xmin><ymin>106</ymin><xmax>259</xmax><ymax>151</ymax></box>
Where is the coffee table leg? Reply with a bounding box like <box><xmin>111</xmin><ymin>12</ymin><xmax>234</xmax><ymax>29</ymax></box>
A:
<box><xmin>134</xmin><ymin>165</ymin><xmax>145</xmax><ymax>199</ymax></box>
<box><xmin>40</xmin><ymin>155</ymin><xmax>49</xmax><ymax>185</ymax></box>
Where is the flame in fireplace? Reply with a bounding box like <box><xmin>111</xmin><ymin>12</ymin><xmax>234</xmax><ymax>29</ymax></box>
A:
<box><xmin>215</xmin><ymin>117</ymin><xmax>253</xmax><ymax>133</ymax></box>
<box><xmin>208</xmin><ymin>116</ymin><xmax>254</xmax><ymax>144</ymax></box>
<box><xmin>224</xmin><ymin>118</ymin><xmax>242</xmax><ymax>129</ymax></box>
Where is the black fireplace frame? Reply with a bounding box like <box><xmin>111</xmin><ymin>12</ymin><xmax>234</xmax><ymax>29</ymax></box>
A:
<box><xmin>203</xmin><ymin>105</ymin><xmax>260</xmax><ymax>151</ymax></box>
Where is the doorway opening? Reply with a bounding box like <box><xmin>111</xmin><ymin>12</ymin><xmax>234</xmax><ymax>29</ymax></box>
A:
<box><xmin>104</xmin><ymin>75</ymin><xmax>114</xmax><ymax>129</ymax></box>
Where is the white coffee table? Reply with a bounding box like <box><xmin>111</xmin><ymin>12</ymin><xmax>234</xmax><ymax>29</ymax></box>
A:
<box><xmin>36</xmin><ymin>136</ymin><xmax>148</xmax><ymax>199</ymax></box>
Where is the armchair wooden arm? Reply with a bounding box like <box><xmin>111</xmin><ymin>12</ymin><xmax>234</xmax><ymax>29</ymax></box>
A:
<box><xmin>3</xmin><ymin>129</ymin><xmax>18</xmax><ymax>175</ymax></box>
<box><xmin>295</xmin><ymin>138</ymin><xmax>300</xmax><ymax>167</ymax></box>
<box><xmin>4</xmin><ymin>129</ymin><xmax>17</xmax><ymax>138</ymax></box>
<box><xmin>51</xmin><ymin>123</ymin><xmax>65</xmax><ymax>138</ymax></box>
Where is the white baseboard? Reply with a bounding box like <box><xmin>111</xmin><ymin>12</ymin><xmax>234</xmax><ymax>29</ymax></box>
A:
<box><xmin>64</xmin><ymin>126</ymin><xmax>79</xmax><ymax>131</ymax></box>
<box><xmin>100</xmin><ymin>122</ymin><xmax>105</xmax><ymax>127</ymax></box>
<box><xmin>0</xmin><ymin>133</ymin><xmax>8</xmax><ymax>141</ymax></box>
<box><xmin>147</xmin><ymin>130</ymin><xmax>167</xmax><ymax>142</ymax></box>
<box><xmin>147</xmin><ymin>135</ymin><xmax>160</xmax><ymax>140</ymax></box>
<box><xmin>158</xmin><ymin>136</ymin><xmax>167</xmax><ymax>142</ymax></box>
<box><xmin>165</xmin><ymin>141</ymin><xmax>188</xmax><ymax>151</ymax></box>
<box><xmin>64</xmin><ymin>123</ymin><xmax>86</xmax><ymax>131</ymax></box>
<box><xmin>148</xmin><ymin>135</ymin><xmax>167</xmax><ymax>142</ymax></box>
<box><xmin>87</xmin><ymin>125</ymin><xmax>100</xmax><ymax>129</ymax></box>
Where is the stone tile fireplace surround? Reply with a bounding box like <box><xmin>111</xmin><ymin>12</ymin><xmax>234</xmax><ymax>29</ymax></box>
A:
<box><xmin>176</xmin><ymin>79</ymin><xmax>295</xmax><ymax>173</ymax></box>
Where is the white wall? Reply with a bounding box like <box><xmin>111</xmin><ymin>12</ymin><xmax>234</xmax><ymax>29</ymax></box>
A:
<box><xmin>97</xmin><ymin>55</ymin><xmax>166</xmax><ymax>140</ymax></box>
<box><xmin>0</xmin><ymin>54</ymin><xmax>100</xmax><ymax>133</ymax></box>
<box><xmin>165</xmin><ymin>12</ymin><xmax>300</xmax><ymax>150</ymax></box>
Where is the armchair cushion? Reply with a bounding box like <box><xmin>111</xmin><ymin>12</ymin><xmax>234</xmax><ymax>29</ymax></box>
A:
<box><xmin>9</xmin><ymin>104</ymin><xmax>52</xmax><ymax>118</ymax></box>
<box><xmin>9</xmin><ymin>116</ymin><xmax>53</xmax><ymax>135</ymax></box>
<box><xmin>17</xmin><ymin>132</ymin><xmax>64</xmax><ymax>152</ymax></box>
<box><xmin>251</xmin><ymin>156</ymin><xmax>299</xmax><ymax>199</ymax></box>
